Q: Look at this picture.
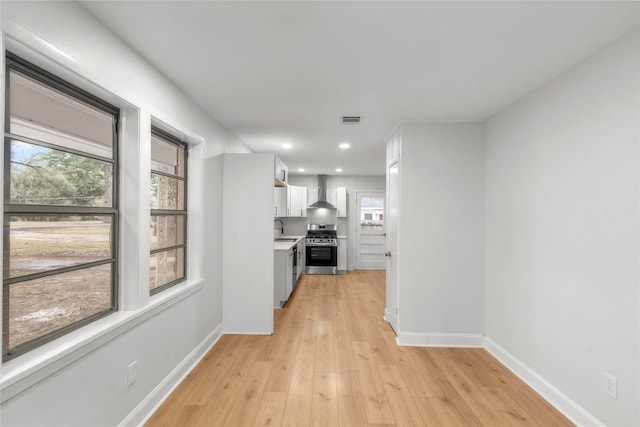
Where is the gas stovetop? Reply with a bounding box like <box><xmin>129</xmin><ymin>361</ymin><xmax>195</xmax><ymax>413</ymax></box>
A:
<box><xmin>306</xmin><ymin>230</ymin><xmax>337</xmax><ymax>246</ymax></box>
<box><xmin>306</xmin><ymin>223</ymin><xmax>337</xmax><ymax>245</ymax></box>
<box><xmin>306</xmin><ymin>232</ymin><xmax>337</xmax><ymax>238</ymax></box>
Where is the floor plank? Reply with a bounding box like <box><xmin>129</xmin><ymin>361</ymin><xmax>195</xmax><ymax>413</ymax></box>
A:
<box><xmin>310</xmin><ymin>371</ymin><xmax>339</xmax><ymax>426</ymax></box>
<box><xmin>254</xmin><ymin>392</ymin><xmax>287</xmax><ymax>427</ymax></box>
<box><xmin>145</xmin><ymin>271</ymin><xmax>573</xmax><ymax>427</ymax></box>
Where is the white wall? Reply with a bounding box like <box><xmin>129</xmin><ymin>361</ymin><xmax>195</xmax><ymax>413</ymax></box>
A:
<box><xmin>0</xmin><ymin>2</ymin><xmax>250</xmax><ymax>426</ymax></box>
<box><xmin>222</xmin><ymin>153</ymin><xmax>274</xmax><ymax>334</ymax></box>
<box><xmin>485</xmin><ymin>29</ymin><xmax>639</xmax><ymax>427</ymax></box>
<box><xmin>203</xmin><ymin>155</ymin><xmax>225</xmax><ymax>330</ymax></box>
<box><xmin>286</xmin><ymin>174</ymin><xmax>386</xmax><ymax>270</ymax></box>
<box><xmin>396</xmin><ymin>122</ymin><xmax>485</xmax><ymax>343</ymax></box>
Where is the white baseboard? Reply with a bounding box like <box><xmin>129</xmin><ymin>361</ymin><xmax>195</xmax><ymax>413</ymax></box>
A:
<box><xmin>397</xmin><ymin>331</ymin><xmax>484</xmax><ymax>347</ymax></box>
<box><xmin>484</xmin><ymin>337</ymin><xmax>604</xmax><ymax>427</ymax></box>
<box><xmin>119</xmin><ymin>323</ymin><xmax>223</xmax><ymax>427</ymax></box>
<box><xmin>383</xmin><ymin>309</ymin><xmax>390</xmax><ymax>323</ymax></box>
<box><xmin>222</xmin><ymin>331</ymin><xmax>273</xmax><ymax>335</ymax></box>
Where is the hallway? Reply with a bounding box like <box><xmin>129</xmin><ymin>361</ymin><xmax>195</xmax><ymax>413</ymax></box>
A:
<box><xmin>146</xmin><ymin>271</ymin><xmax>571</xmax><ymax>426</ymax></box>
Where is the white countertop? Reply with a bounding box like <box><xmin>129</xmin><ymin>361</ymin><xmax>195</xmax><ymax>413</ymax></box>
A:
<box><xmin>274</xmin><ymin>235</ymin><xmax>306</xmax><ymax>251</ymax></box>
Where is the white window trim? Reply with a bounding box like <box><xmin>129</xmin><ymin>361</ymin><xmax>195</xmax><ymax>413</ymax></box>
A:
<box><xmin>149</xmin><ymin>124</ymin><xmax>189</xmax><ymax>294</ymax></box>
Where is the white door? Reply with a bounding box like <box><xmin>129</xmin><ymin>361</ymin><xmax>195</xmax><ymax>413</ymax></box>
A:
<box><xmin>356</xmin><ymin>191</ymin><xmax>386</xmax><ymax>270</ymax></box>
<box><xmin>386</xmin><ymin>162</ymin><xmax>399</xmax><ymax>333</ymax></box>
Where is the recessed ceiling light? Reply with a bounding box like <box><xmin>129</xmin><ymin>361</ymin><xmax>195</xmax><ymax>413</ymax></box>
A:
<box><xmin>282</xmin><ymin>143</ymin><xmax>292</xmax><ymax>149</ymax></box>
<box><xmin>335</xmin><ymin>168</ymin><xmax>343</xmax><ymax>173</ymax></box>
<box><xmin>297</xmin><ymin>168</ymin><xmax>305</xmax><ymax>172</ymax></box>
<box><xmin>339</xmin><ymin>142</ymin><xmax>351</xmax><ymax>150</ymax></box>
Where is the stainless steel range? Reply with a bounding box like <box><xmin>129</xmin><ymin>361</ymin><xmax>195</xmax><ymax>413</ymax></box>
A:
<box><xmin>305</xmin><ymin>175</ymin><xmax>339</xmax><ymax>275</ymax></box>
<box><xmin>305</xmin><ymin>224</ymin><xmax>338</xmax><ymax>275</ymax></box>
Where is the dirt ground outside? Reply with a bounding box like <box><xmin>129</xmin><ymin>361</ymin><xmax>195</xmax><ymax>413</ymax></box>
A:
<box><xmin>4</xmin><ymin>220</ymin><xmax>113</xmax><ymax>353</ymax></box>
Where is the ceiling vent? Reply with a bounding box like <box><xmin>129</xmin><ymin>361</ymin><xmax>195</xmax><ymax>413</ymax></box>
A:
<box><xmin>341</xmin><ymin>115</ymin><xmax>362</xmax><ymax>124</ymax></box>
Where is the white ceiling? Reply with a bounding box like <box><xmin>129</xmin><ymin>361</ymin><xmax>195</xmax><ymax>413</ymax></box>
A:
<box><xmin>81</xmin><ymin>1</ymin><xmax>639</xmax><ymax>176</ymax></box>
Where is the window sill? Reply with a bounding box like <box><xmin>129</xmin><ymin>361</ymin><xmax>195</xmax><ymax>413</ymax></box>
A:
<box><xmin>1</xmin><ymin>278</ymin><xmax>204</xmax><ymax>403</ymax></box>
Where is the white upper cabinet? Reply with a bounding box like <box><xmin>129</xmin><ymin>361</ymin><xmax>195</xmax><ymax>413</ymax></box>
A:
<box><xmin>274</xmin><ymin>186</ymin><xmax>287</xmax><ymax>217</ymax></box>
<box><xmin>288</xmin><ymin>185</ymin><xmax>307</xmax><ymax>217</ymax></box>
<box><xmin>274</xmin><ymin>185</ymin><xmax>308</xmax><ymax>217</ymax></box>
<box><xmin>336</xmin><ymin>187</ymin><xmax>347</xmax><ymax>217</ymax></box>
<box><xmin>274</xmin><ymin>155</ymin><xmax>288</xmax><ymax>186</ymax></box>
<box><xmin>328</xmin><ymin>186</ymin><xmax>347</xmax><ymax>217</ymax></box>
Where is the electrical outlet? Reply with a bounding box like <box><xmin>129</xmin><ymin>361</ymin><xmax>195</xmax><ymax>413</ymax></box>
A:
<box><xmin>603</xmin><ymin>372</ymin><xmax>617</xmax><ymax>399</ymax></box>
<box><xmin>127</xmin><ymin>361</ymin><xmax>138</xmax><ymax>387</ymax></box>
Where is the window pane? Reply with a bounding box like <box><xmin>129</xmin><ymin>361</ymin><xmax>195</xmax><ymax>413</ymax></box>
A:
<box><xmin>150</xmin><ymin>248</ymin><xmax>184</xmax><ymax>291</ymax></box>
<box><xmin>149</xmin><ymin>128</ymin><xmax>186</xmax><ymax>294</ymax></box>
<box><xmin>151</xmin><ymin>134</ymin><xmax>184</xmax><ymax>177</ymax></box>
<box><xmin>9</xmin><ymin>140</ymin><xmax>114</xmax><ymax>207</ymax></box>
<box><xmin>360</xmin><ymin>196</ymin><xmax>384</xmax><ymax>231</ymax></box>
<box><xmin>4</xmin><ymin>263</ymin><xmax>112</xmax><ymax>352</ymax></box>
<box><xmin>7</xmin><ymin>216</ymin><xmax>112</xmax><ymax>279</ymax></box>
<box><xmin>9</xmin><ymin>69</ymin><xmax>114</xmax><ymax>159</ymax></box>
<box><xmin>150</xmin><ymin>173</ymin><xmax>184</xmax><ymax>210</ymax></box>
<box><xmin>150</xmin><ymin>215</ymin><xmax>185</xmax><ymax>251</ymax></box>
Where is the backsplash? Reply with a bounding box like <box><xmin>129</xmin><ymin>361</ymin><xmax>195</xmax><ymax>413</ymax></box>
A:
<box><xmin>274</xmin><ymin>217</ymin><xmax>347</xmax><ymax>237</ymax></box>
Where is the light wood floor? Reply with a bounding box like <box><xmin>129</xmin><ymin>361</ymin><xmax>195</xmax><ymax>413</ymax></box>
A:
<box><xmin>146</xmin><ymin>271</ymin><xmax>573</xmax><ymax>426</ymax></box>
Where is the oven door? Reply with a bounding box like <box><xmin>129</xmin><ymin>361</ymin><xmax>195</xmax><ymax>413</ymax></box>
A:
<box><xmin>305</xmin><ymin>245</ymin><xmax>337</xmax><ymax>274</ymax></box>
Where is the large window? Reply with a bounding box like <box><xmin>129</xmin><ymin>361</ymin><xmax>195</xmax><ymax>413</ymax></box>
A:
<box><xmin>150</xmin><ymin>127</ymin><xmax>187</xmax><ymax>294</ymax></box>
<box><xmin>2</xmin><ymin>53</ymin><xmax>119</xmax><ymax>361</ymax></box>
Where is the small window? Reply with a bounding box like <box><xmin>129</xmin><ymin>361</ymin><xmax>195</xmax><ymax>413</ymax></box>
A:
<box><xmin>359</xmin><ymin>196</ymin><xmax>384</xmax><ymax>231</ymax></box>
<box><xmin>150</xmin><ymin>127</ymin><xmax>187</xmax><ymax>294</ymax></box>
<box><xmin>3</xmin><ymin>53</ymin><xmax>119</xmax><ymax>361</ymax></box>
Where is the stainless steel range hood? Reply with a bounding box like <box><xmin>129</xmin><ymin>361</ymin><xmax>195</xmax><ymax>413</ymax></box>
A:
<box><xmin>308</xmin><ymin>175</ymin><xmax>336</xmax><ymax>209</ymax></box>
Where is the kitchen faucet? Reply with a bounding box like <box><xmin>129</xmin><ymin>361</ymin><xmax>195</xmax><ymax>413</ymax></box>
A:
<box><xmin>274</xmin><ymin>219</ymin><xmax>284</xmax><ymax>235</ymax></box>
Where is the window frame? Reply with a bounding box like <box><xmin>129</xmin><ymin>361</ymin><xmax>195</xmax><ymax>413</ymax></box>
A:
<box><xmin>2</xmin><ymin>52</ymin><xmax>120</xmax><ymax>362</ymax></box>
<box><xmin>149</xmin><ymin>126</ymin><xmax>188</xmax><ymax>295</ymax></box>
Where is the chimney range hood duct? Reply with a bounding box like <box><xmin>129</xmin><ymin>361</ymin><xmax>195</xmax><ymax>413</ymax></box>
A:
<box><xmin>308</xmin><ymin>175</ymin><xmax>336</xmax><ymax>209</ymax></box>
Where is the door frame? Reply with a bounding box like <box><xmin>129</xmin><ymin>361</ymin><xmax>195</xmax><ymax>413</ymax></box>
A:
<box><xmin>385</xmin><ymin>160</ymin><xmax>399</xmax><ymax>334</ymax></box>
<box><xmin>355</xmin><ymin>190</ymin><xmax>386</xmax><ymax>270</ymax></box>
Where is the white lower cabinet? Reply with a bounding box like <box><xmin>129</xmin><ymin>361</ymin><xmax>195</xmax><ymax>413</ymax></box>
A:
<box><xmin>338</xmin><ymin>237</ymin><xmax>347</xmax><ymax>273</ymax></box>
<box><xmin>297</xmin><ymin>241</ymin><xmax>305</xmax><ymax>281</ymax></box>
<box><xmin>274</xmin><ymin>248</ymin><xmax>294</xmax><ymax>308</ymax></box>
<box><xmin>286</xmin><ymin>249</ymin><xmax>295</xmax><ymax>298</ymax></box>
